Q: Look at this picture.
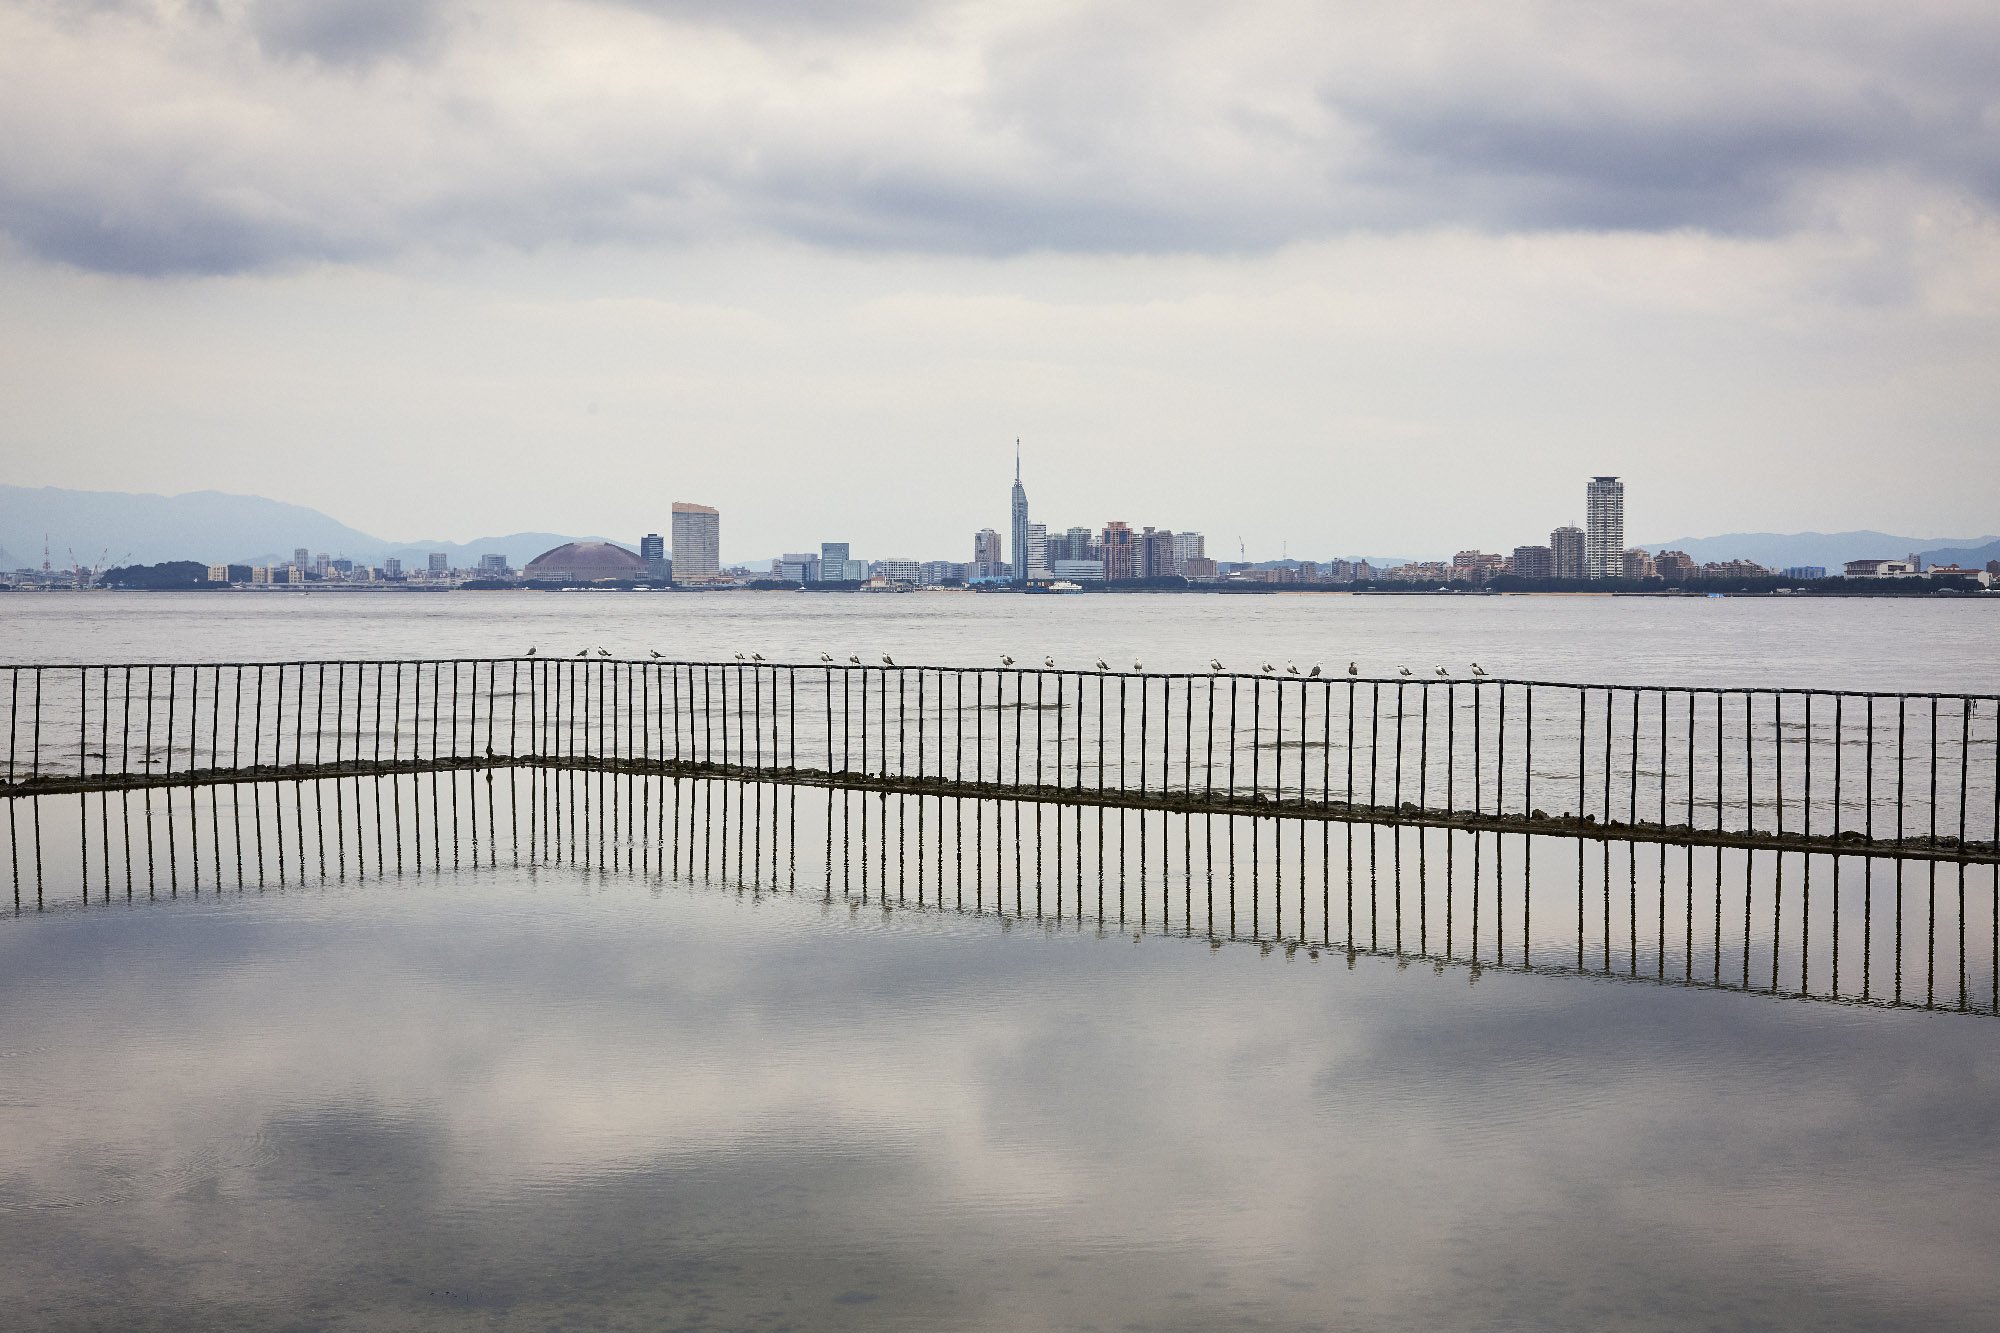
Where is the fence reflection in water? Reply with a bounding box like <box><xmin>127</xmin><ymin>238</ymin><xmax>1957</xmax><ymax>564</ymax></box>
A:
<box><xmin>8</xmin><ymin>768</ymin><xmax>1996</xmax><ymax>1015</ymax></box>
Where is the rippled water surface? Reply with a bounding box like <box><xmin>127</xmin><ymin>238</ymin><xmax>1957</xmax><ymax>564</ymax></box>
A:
<box><xmin>2</xmin><ymin>595</ymin><xmax>1997</xmax><ymax>1329</ymax></box>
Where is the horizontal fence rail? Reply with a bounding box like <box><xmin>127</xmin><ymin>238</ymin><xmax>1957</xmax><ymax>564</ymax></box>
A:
<box><xmin>7</xmin><ymin>771</ymin><xmax>1996</xmax><ymax>1016</ymax></box>
<box><xmin>2</xmin><ymin>658</ymin><xmax>1996</xmax><ymax>860</ymax></box>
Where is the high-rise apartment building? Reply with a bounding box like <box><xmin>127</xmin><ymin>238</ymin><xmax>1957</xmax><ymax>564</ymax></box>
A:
<box><xmin>427</xmin><ymin>552</ymin><xmax>448</xmax><ymax>575</ymax></box>
<box><xmin>1171</xmin><ymin>532</ymin><xmax>1205</xmax><ymax>571</ymax></box>
<box><xmin>384</xmin><ymin>557</ymin><xmax>402</xmax><ymax>578</ymax></box>
<box><xmin>293</xmin><ymin>547</ymin><xmax>310</xmax><ymax>569</ymax></box>
<box><xmin>670</xmin><ymin>502</ymin><xmax>720</xmax><ymax>582</ymax></box>
<box><xmin>818</xmin><ymin>542</ymin><xmax>850</xmax><ymax>584</ymax></box>
<box><xmin>1585</xmin><ymin>476</ymin><xmax>1625</xmax><ymax>580</ymax></box>
<box><xmin>1009</xmin><ymin>441</ymin><xmax>1030</xmax><ymax>586</ymax></box>
<box><xmin>1139</xmin><ymin>527</ymin><xmax>1178</xmax><ymax>579</ymax></box>
<box><xmin>640</xmin><ymin>533</ymin><xmax>668</xmax><ymax>580</ymax></box>
<box><xmin>1511</xmin><ymin>545</ymin><xmax>1554</xmax><ymax>579</ymax></box>
<box><xmin>972</xmin><ymin>528</ymin><xmax>1005</xmax><ymax>580</ymax></box>
<box><xmin>1101</xmin><ymin>522</ymin><xmax>1136</xmax><ymax>582</ymax></box>
<box><xmin>1026</xmin><ymin>523</ymin><xmax>1050</xmax><ymax>580</ymax></box>
<box><xmin>1550</xmin><ymin>525</ymin><xmax>1585</xmax><ymax>580</ymax></box>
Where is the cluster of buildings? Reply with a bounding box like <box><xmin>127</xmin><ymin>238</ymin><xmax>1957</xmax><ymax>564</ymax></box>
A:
<box><xmin>30</xmin><ymin>462</ymin><xmax>1993</xmax><ymax>593</ymax></box>
<box><xmin>207</xmin><ymin>547</ymin><xmax>453</xmax><ymax>586</ymax></box>
<box><xmin>766</xmin><ymin>447</ymin><xmax>1213</xmax><ymax>589</ymax></box>
<box><xmin>1389</xmin><ymin>478</ymin><xmax>1991</xmax><ymax>588</ymax></box>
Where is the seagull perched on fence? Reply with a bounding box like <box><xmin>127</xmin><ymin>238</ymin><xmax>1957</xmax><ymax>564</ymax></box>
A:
<box><xmin>847</xmin><ymin>654</ymin><xmax>861</xmax><ymax>665</ymax></box>
<box><xmin>597</xmin><ymin>647</ymin><xmax>611</xmax><ymax>658</ymax></box>
<box><xmin>575</xmin><ymin>649</ymin><xmax>588</xmax><ymax>658</ymax></box>
<box><xmin>733</xmin><ymin>652</ymin><xmax>746</xmax><ymax>662</ymax></box>
<box><xmin>881</xmin><ymin>654</ymin><xmax>896</xmax><ymax>666</ymax></box>
<box><xmin>1285</xmin><ymin>661</ymin><xmax>1301</xmax><ymax>676</ymax></box>
<box><xmin>1209</xmin><ymin>657</ymin><xmax>1224</xmax><ymax>672</ymax></box>
<box><xmin>525</xmin><ymin>646</ymin><xmax>537</xmax><ymax>657</ymax></box>
<box><xmin>1001</xmin><ymin>654</ymin><xmax>1015</xmax><ymax>666</ymax></box>
<box><xmin>650</xmin><ymin>649</ymin><xmax>663</xmax><ymax>659</ymax></box>
<box><xmin>1133</xmin><ymin>658</ymin><xmax>1143</xmax><ymax>670</ymax></box>
<box><xmin>1471</xmin><ymin>662</ymin><xmax>1488</xmax><ymax>677</ymax></box>
<box><xmin>1308</xmin><ymin>663</ymin><xmax>1323</xmax><ymax>678</ymax></box>
<box><xmin>1398</xmin><ymin>665</ymin><xmax>1413</xmax><ymax>678</ymax></box>
<box><xmin>1044</xmin><ymin>655</ymin><xmax>1057</xmax><ymax>669</ymax></box>
<box><xmin>1348</xmin><ymin>662</ymin><xmax>1359</xmax><ymax>677</ymax></box>
<box><xmin>1434</xmin><ymin>665</ymin><xmax>1448</xmax><ymax>678</ymax></box>
<box><xmin>819</xmin><ymin>652</ymin><xmax>834</xmax><ymax>664</ymax></box>
<box><xmin>1261</xmin><ymin>662</ymin><xmax>1276</xmax><ymax>674</ymax></box>
<box><xmin>751</xmin><ymin>652</ymin><xmax>766</xmax><ymax>662</ymax></box>
<box><xmin>1094</xmin><ymin>657</ymin><xmax>1110</xmax><ymax>671</ymax></box>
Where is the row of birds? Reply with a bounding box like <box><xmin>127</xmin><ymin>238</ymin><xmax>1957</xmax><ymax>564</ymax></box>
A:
<box><xmin>528</xmin><ymin>645</ymin><xmax>1489</xmax><ymax>678</ymax></box>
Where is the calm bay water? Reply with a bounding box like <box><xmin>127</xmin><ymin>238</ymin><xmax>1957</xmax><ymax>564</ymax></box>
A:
<box><xmin>3</xmin><ymin>588</ymin><xmax>1997</xmax><ymax>692</ymax></box>
<box><xmin>3</xmin><ymin>594</ymin><xmax>1997</xmax><ymax>1329</ymax></box>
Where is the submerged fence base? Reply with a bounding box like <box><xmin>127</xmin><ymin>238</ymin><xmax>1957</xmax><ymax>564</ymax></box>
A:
<box><xmin>8</xmin><ymin>769</ymin><xmax>1997</xmax><ymax>1018</ymax></box>
<box><xmin>7</xmin><ymin>753</ymin><xmax>1995</xmax><ymax>865</ymax></box>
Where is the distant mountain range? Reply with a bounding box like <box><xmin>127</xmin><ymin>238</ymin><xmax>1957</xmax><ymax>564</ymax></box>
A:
<box><xmin>1638</xmin><ymin>530</ymin><xmax>2000</xmax><ymax>571</ymax></box>
<box><xmin>0</xmin><ymin>485</ymin><xmax>606</xmax><ymax>569</ymax></box>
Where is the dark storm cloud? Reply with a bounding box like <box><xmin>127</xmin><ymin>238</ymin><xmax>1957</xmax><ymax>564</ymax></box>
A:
<box><xmin>2</xmin><ymin>0</ymin><xmax>1997</xmax><ymax>276</ymax></box>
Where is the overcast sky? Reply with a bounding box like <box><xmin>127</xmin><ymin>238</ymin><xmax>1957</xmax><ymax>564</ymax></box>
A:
<box><xmin>2</xmin><ymin>0</ymin><xmax>1996</xmax><ymax>560</ymax></box>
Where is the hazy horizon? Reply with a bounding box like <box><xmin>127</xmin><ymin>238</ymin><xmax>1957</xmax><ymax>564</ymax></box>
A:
<box><xmin>2</xmin><ymin>2</ymin><xmax>1996</xmax><ymax>560</ymax></box>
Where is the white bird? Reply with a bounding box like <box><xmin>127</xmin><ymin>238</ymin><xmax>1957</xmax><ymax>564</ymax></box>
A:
<box><xmin>1133</xmin><ymin>658</ymin><xmax>1143</xmax><ymax>671</ymax></box>
<box><xmin>1044</xmin><ymin>655</ymin><xmax>1057</xmax><ymax>669</ymax></box>
<box><xmin>1285</xmin><ymin>661</ymin><xmax>1301</xmax><ymax>676</ymax></box>
<box><xmin>1261</xmin><ymin>662</ymin><xmax>1276</xmax><ymax>674</ymax></box>
<box><xmin>819</xmin><ymin>652</ymin><xmax>834</xmax><ymax>664</ymax></box>
<box><xmin>649</xmin><ymin>649</ymin><xmax>663</xmax><ymax>659</ymax></box>
<box><xmin>733</xmin><ymin>652</ymin><xmax>746</xmax><ymax>662</ymax></box>
<box><xmin>1001</xmin><ymin>654</ymin><xmax>1015</xmax><ymax>666</ymax></box>
<box><xmin>881</xmin><ymin>654</ymin><xmax>895</xmax><ymax>666</ymax></box>
<box><xmin>1471</xmin><ymin>662</ymin><xmax>1488</xmax><ymax>677</ymax></box>
<box><xmin>1094</xmin><ymin>657</ymin><xmax>1110</xmax><ymax>671</ymax></box>
<box><xmin>525</xmin><ymin>646</ymin><xmax>537</xmax><ymax>657</ymax></box>
<box><xmin>847</xmin><ymin>654</ymin><xmax>861</xmax><ymax>665</ymax></box>
<box><xmin>575</xmin><ymin>649</ymin><xmax>588</xmax><ymax>658</ymax></box>
<box><xmin>1434</xmin><ymin>665</ymin><xmax>1448</xmax><ymax>678</ymax></box>
<box><xmin>1308</xmin><ymin>663</ymin><xmax>1323</xmax><ymax>679</ymax></box>
<box><xmin>751</xmin><ymin>652</ymin><xmax>766</xmax><ymax>663</ymax></box>
<box><xmin>1347</xmin><ymin>662</ymin><xmax>1359</xmax><ymax>677</ymax></box>
<box><xmin>1209</xmin><ymin>658</ymin><xmax>1224</xmax><ymax>672</ymax></box>
<box><xmin>597</xmin><ymin>647</ymin><xmax>610</xmax><ymax>658</ymax></box>
<box><xmin>1398</xmin><ymin>666</ymin><xmax>1413</xmax><ymax>678</ymax></box>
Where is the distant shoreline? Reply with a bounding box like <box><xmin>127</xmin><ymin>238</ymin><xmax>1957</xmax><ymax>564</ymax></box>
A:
<box><xmin>13</xmin><ymin>583</ymin><xmax>1995</xmax><ymax>602</ymax></box>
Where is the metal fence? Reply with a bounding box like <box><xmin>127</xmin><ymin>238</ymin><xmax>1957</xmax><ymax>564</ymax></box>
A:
<box><xmin>3</xmin><ymin>658</ymin><xmax>1996</xmax><ymax>855</ymax></box>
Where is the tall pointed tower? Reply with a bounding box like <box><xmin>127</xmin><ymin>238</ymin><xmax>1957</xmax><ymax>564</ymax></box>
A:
<box><xmin>1010</xmin><ymin>439</ymin><xmax>1030</xmax><ymax>586</ymax></box>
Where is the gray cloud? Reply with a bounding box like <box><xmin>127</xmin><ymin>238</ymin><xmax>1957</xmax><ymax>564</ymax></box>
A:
<box><xmin>0</xmin><ymin>0</ymin><xmax>1996</xmax><ymax>277</ymax></box>
<box><xmin>248</xmin><ymin>0</ymin><xmax>447</xmax><ymax>67</ymax></box>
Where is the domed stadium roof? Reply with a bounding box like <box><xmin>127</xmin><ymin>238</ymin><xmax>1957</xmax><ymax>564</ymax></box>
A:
<box><xmin>522</xmin><ymin>541</ymin><xmax>649</xmax><ymax>582</ymax></box>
